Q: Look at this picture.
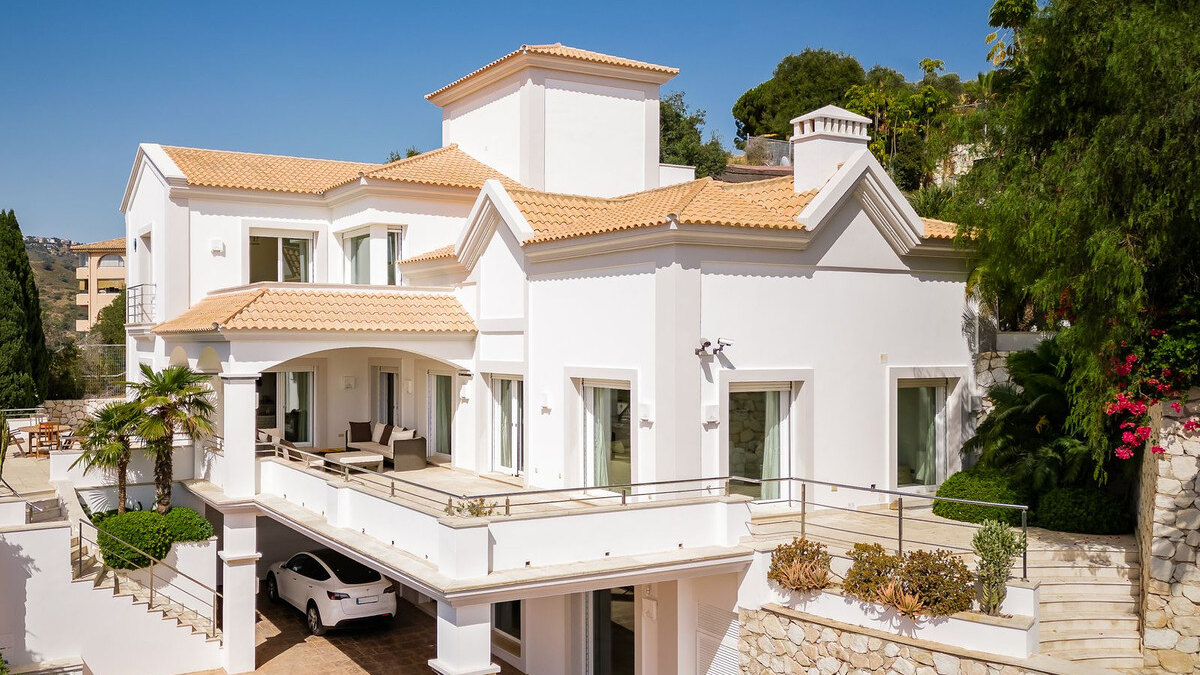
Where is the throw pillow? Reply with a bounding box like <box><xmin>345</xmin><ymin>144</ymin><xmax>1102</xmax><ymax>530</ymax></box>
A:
<box><xmin>348</xmin><ymin>421</ymin><xmax>372</xmax><ymax>443</ymax></box>
<box><xmin>380</xmin><ymin>424</ymin><xmax>394</xmax><ymax>446</ymax></box>
<box><xmin>373</xmin><ymin>422</ymin><xmax>388</xmax><ymax>443</ymax></box>
<box><xmin>390</xmin><ymin>427</ymin><xmax>416</xmax><ymax>442</ymax></box>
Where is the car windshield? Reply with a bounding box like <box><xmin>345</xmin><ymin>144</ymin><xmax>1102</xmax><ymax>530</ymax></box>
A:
<box><xmin>310</xmin><ymin>549</ymin><xmax>382</xmax><ymax>584</ymax></box>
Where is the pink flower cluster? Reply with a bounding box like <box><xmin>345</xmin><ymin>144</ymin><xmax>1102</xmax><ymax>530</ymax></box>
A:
<box><xmin>1185</xmin><ymin>419</ymin><xmax>1200</xmax><ymax>433</ymax></box>
<box><xmin>1106</xmin><ymin>393</ymin><xmax>1148</xmax><ymax>417</ymax></box>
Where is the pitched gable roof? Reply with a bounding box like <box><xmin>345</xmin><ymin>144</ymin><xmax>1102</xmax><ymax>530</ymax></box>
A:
<box><xmin>72</xmin><ymin>236</ymin><xmax>126</xmax><ymax>252</ymax></box>
<box><xmin>508</xmin><ymin>176</ymin><xmax>818</xmax><ymax>245</ymax></box>
<box><xmin>153</xmin><ymin>287</ymin><xmax>476</xmax><ymax>335</ymax></box>
<box><xmin>426</xmin><ymin>43</ymin><xmax>678</xmax><ymax>101</ymax></box>
<box><xmin>157</xmin><ymin>144</ymin><xmax>515</xmax><ymax>196</ymax></box>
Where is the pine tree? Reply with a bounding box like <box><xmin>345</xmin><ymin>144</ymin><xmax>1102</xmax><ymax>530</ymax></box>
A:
<box><xmin>0</xmin><ymin>210</ymin><xmax>39</xmax><ymax>407</ymax></box>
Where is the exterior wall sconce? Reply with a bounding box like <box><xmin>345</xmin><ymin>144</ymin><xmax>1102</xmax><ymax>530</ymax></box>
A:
<box><xmin>342</xmin><ymin>376</ymin><xmax>356</xmax><ymax>390</ymax></box>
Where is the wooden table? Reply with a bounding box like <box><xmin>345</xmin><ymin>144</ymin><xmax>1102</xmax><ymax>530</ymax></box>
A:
<box><xmin>17</xmin><ymin>423</ymin><xmax>70</xmax><ymax>457</ymax></box>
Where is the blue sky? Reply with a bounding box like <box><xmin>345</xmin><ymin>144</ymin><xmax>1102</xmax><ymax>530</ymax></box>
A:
<box><xmin>0</xmin><ymin>1</ymin><xmax>993</xmax><ymax>241</ymax></box>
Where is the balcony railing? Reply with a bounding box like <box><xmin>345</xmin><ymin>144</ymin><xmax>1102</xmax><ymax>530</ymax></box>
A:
<box><xmin>126</xmin><ymin>283</ymin><xmax>156</xmax><ymax>324</ymax></box>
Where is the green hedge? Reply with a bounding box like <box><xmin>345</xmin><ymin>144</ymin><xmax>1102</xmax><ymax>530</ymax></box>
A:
<box><xmin>97</xmin><ymin>511</ymin><xmax>171</xmax><ymax>569</ymax></box>
<box><xmin>95</xmin><ymin>507</ymin><xmax>212</xmax><ymax>569</ymax></box>
<box><xmin>1036</xmin><ymin>487</ymin><xmax>1132</xmax><ymax>535</ymax></box>
<box><xmin>162</xmin><ymin>507</ymin><xmax>215</xmax><ymax>542</ymax></box>
<box><xmin>932</xmin><ymin>469</ymin><xmax>1028</xmax><ymax>526</ymax></box>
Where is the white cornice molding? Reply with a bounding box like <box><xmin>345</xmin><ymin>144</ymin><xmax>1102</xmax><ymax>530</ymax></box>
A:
<box><xmin>797</xmin><ymin>150</ymin><xmax>968</xmax><ymax>260</ymax></box>
<box><xmin>523</xmin><ymin>224</ymin><xmax>814</xmax><ymax>264</ymax></box>
<box><xmin>121</xmin><ymin>143</ymin><xmax>185</xmax><ymax>214</ymax></box>
<box><xmin>453</xmin><ymin>179</ymin><xmax>535</xmax><ymax>271</ymax></box>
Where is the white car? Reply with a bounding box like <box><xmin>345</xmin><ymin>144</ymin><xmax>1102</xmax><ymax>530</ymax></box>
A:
<box><xmin>265</xmin><ymin>549</ymin><xmax>396</xmax><ymax>635</ymax></box>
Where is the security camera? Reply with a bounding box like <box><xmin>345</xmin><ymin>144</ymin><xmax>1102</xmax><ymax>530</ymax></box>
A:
<box><xmin>713</xmin><ymin>337</ymin><xmax>734</xmax><ymax>354</ymax></box>
<box><xmin>695</xmin><ymin>339</ymin><xmax>712</xmax><ymax>356</ymax></box>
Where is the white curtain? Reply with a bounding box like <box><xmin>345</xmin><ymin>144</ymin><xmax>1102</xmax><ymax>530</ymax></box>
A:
<box><xmin>498</xmin><ymin>379</ymin><xmax>513</xmax><ymax>468</ymax></box>
<box><xmin>913</xmin><ymin>387</ymin><xmax>937</xmax><ymax>485</ymax></box>
<box><xmin>592</xmin><ymin>388</ymin><xmax>611</xmax><ymax>487</ymax></box>
<box><xmin>761</xmin><ymin>392</ymin><xmax>781</xmax><ymax>500</ymax></box>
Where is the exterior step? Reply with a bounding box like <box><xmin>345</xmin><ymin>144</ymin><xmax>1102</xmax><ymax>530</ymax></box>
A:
<box><xmin>1037</xmin><ymin>579</ymin><xmax>1140</xmax><ymax>596</ymax></box>
<box><xmin>1021</xmin><ymin>562</ymin><xmax>1140</xmax><ymax>581</ymax></box>
<box><xmin>1040</xmin><ymin>610</ymin><xmax>1140</xmax><ymax>631</ymax></box>
<box><xmin>1040</xmin><ymin>628</ymin><xmax>1143</xmax><ymax>652</ymax></box>
<box><xmin>1040</xmin><ymin>647</ymin><xmax>1144</xmax><ymax>669</ymax></box>
<box><xmin>1024</xmin><ymin>547</ymin><xmax>1139</xmax><ymax>564</ymax></box>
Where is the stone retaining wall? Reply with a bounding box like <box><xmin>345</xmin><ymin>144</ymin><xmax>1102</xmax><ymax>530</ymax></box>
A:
<box><xmin>974</xmin><ymin>352</ymin><xmax>1011</xmax><ymax>417</ymax></box>
<box><xmin>43</xmin><ymin>398</ymin><xmax>123</xmax><ymax>429</ymax></box>
<box><xmin>740</xmin><ymin>606</ymin><xmax>1070</xmax><ymax>675</ymax></box>
<box><xmin>1138</xmin><ymin>388</ymin><xmax>1200</xmax><ymax>673</ymax></box>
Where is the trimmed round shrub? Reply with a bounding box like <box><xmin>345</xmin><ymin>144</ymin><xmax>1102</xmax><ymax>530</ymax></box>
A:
<box><xmin>932</xmin><ymin>469</ymin><xmax>1028</xmax><ymax>526</ymax></box>
<box><xmin>1036</xmin><ymin>487</ymin><xmax>1132</xmax><ymax>534</ymax></box>
<box><xmin>96</xmin><ymin>511</ymin><xmax>171</xmax><ymax>569</ymax></box>
<box><xmin>162</xmin><ymin>507</ymin><xmax>214</xmax><ymax>542</ymax></box>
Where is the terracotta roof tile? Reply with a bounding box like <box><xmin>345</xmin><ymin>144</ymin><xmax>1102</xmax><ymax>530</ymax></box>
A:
<box><xmin>153</xmin><ymin>287</ymin><xmax>475</xmax><ymax>335</ymax></box>
<box><xmin>921</xmin><ymin>217</ymin><xmax>958</xmax><ymax>239</ymax></box>
<box><xmin>159</xmin><ymin>144</ymin><xmax>516</xmax><ymax>195</ymax></box>
<box><xmin>403</xmin><ymin>245</ymin><xmax>456</xmax><ymax>264</ymax></box>
<box><xmin>510</xmin><ymin>177</ymin><xmax>817</xmax><ymax>245</ymax></box>
<box><xmin>71</xmin><ymin>236</ymin><xmax>126</xmax><ymax>252</ymax></box>
<box><xmin>426</xmin><ymin>43</ymin><xmax>677</xmax><ymax>100</ymax></box>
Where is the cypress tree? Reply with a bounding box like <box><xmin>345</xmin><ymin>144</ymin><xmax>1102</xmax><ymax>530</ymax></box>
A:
<box><xmin>7</xmin><ymin>211</ymin><xmax>51</xmax><ymax>400</ymax></box>
<box><xmin>0</xmin><ymin>210</ymin><xmax>38</xmax><ymax>407</ymax></box>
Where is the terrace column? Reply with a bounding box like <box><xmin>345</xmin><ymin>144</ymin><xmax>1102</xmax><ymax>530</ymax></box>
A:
<box><xmin>429</xmin><ymin>601</ymin><xmax>500</xmax><ymax>675</ymax></box>
<box><xmin>220</xmin><ymin>372</ymin><xmax>260</xmax><ymax>499</ymax></box>
<box><xmin>219</xmin><ymin>506</ymin><xmax>260</xmax><ymax>674</ymax></box>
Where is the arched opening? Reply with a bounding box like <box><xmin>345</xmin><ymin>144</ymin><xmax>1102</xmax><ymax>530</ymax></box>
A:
<box><xmin>98</xmin><ymin>254</ymin><xmax>124</xmax><ymax>267</ymax></box>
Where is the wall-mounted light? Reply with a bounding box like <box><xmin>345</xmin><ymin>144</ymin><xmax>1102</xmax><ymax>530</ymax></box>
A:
<box><xmin>210</xmin><ymin>239</ymin><xmax>226</xmax><ymax>256</ymax></box>
<box><xmin>703</xmin><ymin>404</ymin><xmax>720</xmax><ymax>424</ymax></box>
<box><xmin>342</xmin><ymin>376</ymin><xmax>356</xmax><ymax>390</ymax></box>
<box><xmin>539</xmin><ymin>392</ymin><xmax>551</xmax><ymax>412</ymax></box>
<box><xmin>404</xmin><ymin>379</ymin><xmax>414</xmax><ymax>395</ymax></box>
<box><xmin>639</xmin><ymin>403</ymin><xmax>653</xmax><ymax>423</ymax></box>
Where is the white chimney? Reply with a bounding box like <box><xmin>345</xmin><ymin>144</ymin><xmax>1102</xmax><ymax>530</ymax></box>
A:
<box><xmin>790</xmin><ymin>105</ymin><xmax>872</xmax><ymax>193</ymax></box>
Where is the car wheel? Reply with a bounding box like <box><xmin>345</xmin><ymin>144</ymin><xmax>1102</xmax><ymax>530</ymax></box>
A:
<box><xmin>266</xmin><ymin>574</ymin><xmax>279</xmax><ymax>603</ymax></box>
<box><xmin>306</xmin><ymin>602</ymin><xmax>327</xmax><ymax>636</ymax></box>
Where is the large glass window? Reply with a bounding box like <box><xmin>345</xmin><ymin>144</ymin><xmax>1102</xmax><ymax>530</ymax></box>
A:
<box><xmin>585</xmin><ymin>385</ymin><xmax>631</xmax><ymax>488</ymax></box>
<box><xmin>255</xmin><ymin>373</ymin><xmax>278</xmax><ymax>430</ymax></box>
<box><xmin>588</xmin><ymin>587</ymin><xmax>635</xmax><ymax>675</ymax></box>
<box><xmin>728</xmin><ymin>388</ymin><xmax>789</xmax><ymax>500</ymax></box>
<box><xmin>282</xmin><ymin>372</ymin><xmax>313</xmax><ymax>444</ymax></box>
<box><xmin>98</xmin><ymin>254</ymin><xmax>124</xmax><ymax>267</ymax></box>
<box><xmin>897</xmin><ymin>381</ymin><xmax>947</xmax><ymax>487</ymax></box>
<box><xmin>493</xmin><ymin>377</ymin><xmax>523</xmax><ymax>474</ymax></box>
<box><xmin>346</xmin><ymin>233</ymin><xmax>370</xmax><ymax>284</ymax></box>
<box><xmin>430</xmin><ymin>374</ymin><xmax>453</xmax><ymax>456</ymax></box>
<box><xmin>494</xmin><ymin>600</ymin><xmax>521</xmax><ymax>641</ymax></box>
<box><xmin>387</xmin><ymin>229</ymin><xmax>403</xmax><ymax>285</ymax></box>
<box><xmin>250</xmin><ymin>235</ymin><xmax>310</xmax><ymax>283</ymax></box>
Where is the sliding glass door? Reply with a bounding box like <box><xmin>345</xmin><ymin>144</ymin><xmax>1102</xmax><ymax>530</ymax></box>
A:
<box><xmin>586</xmin><ymin>587</ymin><xmax>635</xmax><ymax>675</ymax></box>
<box><xmin>584</xmin><ymin>384</ymin><xmax>631</xmax><ymax>488</ymax></box>
<box><xmin>377</xmin><ymin>369</ymin><xmax>398</xmax><ymax>426</ymax></box>
<box><xmin>897</xmin><ymin>381</ymin><xmax>947</xmax><ymax>488</ymax></box>
<box><xmin>493</xmin><ymin>377</ymin><xmax>523</xmax><ymax>475</ymax></box>
<box><xmin>728</xmin><ymin>387</ymin><xmax>790</xmax><ymax>500</ymax></box>
<box><xmin>282</xmin><ymin>372</ymin><xmax>313</xmax><ymax>444</ymax></box>
<box><xmin>429</xmin><ymin>374</ymin><xmax>453</xmax><ymax>457</ymax></box>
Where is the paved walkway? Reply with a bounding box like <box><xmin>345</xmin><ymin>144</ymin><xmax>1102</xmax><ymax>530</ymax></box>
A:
<box><xmin>2</xmin><ymin>452</ymin><xmax>54</xmax><ymax>495</ymax></box>
<box><xmin>190</xmin><ymin>592</ymin><xmax>523</xmax><ymax>674</ymax></box>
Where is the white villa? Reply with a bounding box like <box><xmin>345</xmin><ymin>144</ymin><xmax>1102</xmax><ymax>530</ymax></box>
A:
<box><xmin>9</xmin><ymin>44</ymin><xmax>1013</xmax><ymax>675</ymax></box>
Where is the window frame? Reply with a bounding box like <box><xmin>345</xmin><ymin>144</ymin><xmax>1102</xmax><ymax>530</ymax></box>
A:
<box><xmin>427</xmin><ymin>371</ymin><xmax>455</xmax><ymax>458</ymax></box>
<box><xmin>343</xmin><ymin>230</ymin><xmax>371</xmax><ymax>285</ymax></box>
<box><xmin>582</xmin><ymin>380</ymin><xmax>632</xmax><ymax>490</ymax></box>
<box><xmin>248</xmin><ymin>233</ymin><xmax>313</xmax><ymax>284</ymax></box>
<box><xmin>491</xmin><ymin>376</ymin><xmax>524</xmax><ymax>475</ymax></box>
<box><xmin>726</xmin><ymin>384</ymin><xmax>792</xmax><ymax>502</ymax></box>
<box><xmin>895</xmin><ymin>378</ymin><xmax>949</xmax><ymax>490</ymax></box>
<box><xmin>386</xmin><ymin>227</ymin><xmax>404</xmax><ymax>286</ymax></box>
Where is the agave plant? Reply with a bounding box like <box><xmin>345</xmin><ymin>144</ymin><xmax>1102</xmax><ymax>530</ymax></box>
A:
<box><xmin>963</xmin><ymin>338</ymin><xmax>1091</xmax><ymax>493</ymax></box>
<box><xmin>130</xmin><ymin>365</ymin><xmax>215</xmax><ymax>514</ymax></box>
<box><xmin>72</xmin><ymin>401</ymin><xmax>144</xmax><ymax>514</ymax></box>
<box><xmin>877</xmin><ymin>580</ymin><xmax>926</xmax><ymax>619</ymax></box>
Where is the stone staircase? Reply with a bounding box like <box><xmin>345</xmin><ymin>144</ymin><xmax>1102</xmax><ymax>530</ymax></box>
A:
<box><xmin>25</xmin><ymin>495</ymin><xmax>65</xmax><ymax>524</ymax></box>
<box><xmin>70</xmin><ymin>534</ymin><xmax>222</xmax><ymax>643</ymax></box>
<box><xmin>1031</xmin><ymin>543</ymin><xmax>1143</xmax><ymax>669</ymax></box>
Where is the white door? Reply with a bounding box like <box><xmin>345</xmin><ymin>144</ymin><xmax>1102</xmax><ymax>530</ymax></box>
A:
<box><xmin>493</xmin><ymin>377</ymin><xmax>523</xmax><ymax>475</ymax></box>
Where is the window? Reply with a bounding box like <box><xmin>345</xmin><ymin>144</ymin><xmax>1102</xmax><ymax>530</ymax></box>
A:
<box><xmin>728</xmin><ymin>386</ymin><xmax>790</xmax><ymax>500</ymax></box>
<box><xmin>584</xmin><ymin>383</ymin><xmax>631</xmax><ymax>488</ymax></box>
<box><xmin>429</xmin><ymin>374</ymin><xmax>453</xmax><ymax>456</ymax></box>
<box><xmin>77</xmin><ymin>253</ymin><xmax>89</xmax><ymax>268</ymax></box>
<box><xmin>98</xmin><ymin>279</ymin><xmax>124</xmax><ymax>294</ymax></box>
<box><xmin>493</xmin><ymin>377</ymin><xmax>523</xmax><ymax>474</ymax></box>
<box><xmin>250</xmin><ymin>235</ymin><xmax>310</xmax><ymax>283</ymax></box>
<box><xmin>78</xmin><ymin>279</ymin><xmax>89</xmax><ymax>292</ymax></box>
<box><xmin>257</xmin><ymin>371</ymin><xmax>313</xmax><ymax>444</ymax></box>
<box><xmin>377</xmin><ymin>369</ymin><xmax>398</xmax><ymax>426</ymax></box>
<box><xmin>387</xmin><ymin>229</ymin><xmax>403</xmax><ymax>285</ymax></box>
<box><xmin>587</xmin><ymin>587</ymin><xmax>635</xmax><ymax>675</ymax></box>
<box><xmin>493</xmin><ymin>600</ymin><xmax>521</xmax><ymax>641</ymax></box>
<box><xmin>97</xmin><ymin>254</ymin><xmax>124</xmax><ymax>267</ymax></box>
<box><xmin>345</xmin><ymin>232</ymin><xmax>371</xmax><ymax>284</ymax></box>
<box><xmin>897</xmin><ymin>380</ymin><xmax>948</xmax><ymax>488</ymax></box>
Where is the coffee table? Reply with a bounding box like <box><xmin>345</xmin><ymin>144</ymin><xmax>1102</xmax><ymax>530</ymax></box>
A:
<box><xmin>324</xmin><ymin>451</ymin><xmax>385</xmax><ymax>473</ymax></box>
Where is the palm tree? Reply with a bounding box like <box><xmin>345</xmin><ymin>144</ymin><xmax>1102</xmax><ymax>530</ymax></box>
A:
<box><xmin>72</xmin><ymin>400</ymin><xmax>143</xmax><ymax>514</ymax></box>
<box><xmin>963</xmin><ymin>337</ymin><xmax>1091</xmax><ymax>493</ymax></box>
<box><xmin>130</xmin><ymin>364</ymin><xmax>215</xmax><ymax>514</ymax></box>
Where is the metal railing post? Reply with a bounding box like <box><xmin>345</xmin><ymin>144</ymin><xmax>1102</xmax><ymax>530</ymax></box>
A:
<box><xmin>800</xmin><ymin>482</ymin><xmax>807</xmax><ymax>540</ymax></box>
<box><xmin>897</xmin><ymin>496</ymin><xmax>904</xmax><ymax>556</ymax></box>
<box><xmin>1021</xmin><ymin>510</ymin><xmax>1028</xmax><ymax>580</ymax></box>
<box><xmin>149</xmin><ymin>562</ymin><xmax>155</xmax><ymax>607</ymax></box>
<box><xmin>504</xmin><ymin>497</ymin><xmax>511</xmax><ymax>516</ymax></box>
<box><xmin>621</xmin><ymin>489</ymin><xmax>627</xmax><ymax>506</ymax></box>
